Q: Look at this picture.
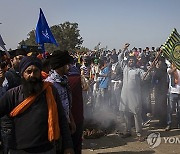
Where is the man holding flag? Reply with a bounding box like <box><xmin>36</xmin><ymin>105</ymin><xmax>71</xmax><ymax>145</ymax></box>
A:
<box><xmin>161</xmin><ymin>28</ymin><xmax>180</xmax><ymax>131</ymax></box>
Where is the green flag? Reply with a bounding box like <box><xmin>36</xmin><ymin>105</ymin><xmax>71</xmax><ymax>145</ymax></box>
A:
<box><xmin>161</xmin><ymin>28</ymin><xmax>180</xmax><ymax>70</ymax></box>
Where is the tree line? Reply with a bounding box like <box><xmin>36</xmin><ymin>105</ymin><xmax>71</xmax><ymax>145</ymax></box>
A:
<box><xmin>18</xmin><ymin>21</ymin><xmax>88</xmax><ymax>53</ymax></box>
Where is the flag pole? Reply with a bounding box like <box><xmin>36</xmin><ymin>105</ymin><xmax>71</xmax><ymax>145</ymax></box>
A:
<box><xmin>143</xmin><ymin>48</ymin><xmax>163</xmax><ymax>80</ymax></box>
<box><xmin>41</xmin><ymin>43</ymin><xmax>46</xmax><ymax>58</ymax></box>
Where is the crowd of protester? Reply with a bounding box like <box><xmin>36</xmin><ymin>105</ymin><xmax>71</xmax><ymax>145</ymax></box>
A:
<box><xmin>69</xmin><ymin>43</ymin><xmax>179</xmax><ymax>140</ymax></box>
<box><xmin>0</xmin><ymin>42</ymin><xmax>179</xmax><ymax>153</ymax></box>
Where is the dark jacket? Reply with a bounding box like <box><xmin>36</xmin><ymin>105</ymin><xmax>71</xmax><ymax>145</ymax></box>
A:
<box><xmin>0</xmin><ymin>84</ymin><xmax>73</xmax><ymax>152</ymax></box>
<box><xmin>5</xmin><ymin>68</ymin><xmax>21</xmax><ymax>90</ymax></box>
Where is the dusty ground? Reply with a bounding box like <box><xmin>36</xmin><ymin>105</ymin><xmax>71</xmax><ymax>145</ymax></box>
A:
<box><xmin>82</xmin><ymin>120</ymin><xmax>180</xmax><ymax>154</ymax></box>
<box><xmin>0</xmin><ymin>120</ymin><xmax>179</xmax><ymax>154</ymax></box>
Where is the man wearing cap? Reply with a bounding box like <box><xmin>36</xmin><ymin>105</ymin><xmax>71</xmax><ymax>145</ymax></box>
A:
<box><xmin>0</xmin><ymin>56</ymin><xmax>74</xmax><ymax>154</ymax></box>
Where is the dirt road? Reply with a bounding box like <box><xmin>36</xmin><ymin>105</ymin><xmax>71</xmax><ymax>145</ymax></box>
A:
<box><xmin>82</xmin><ymin>120</ymin><xmax>180</xmax><ymax>154</ymax></box>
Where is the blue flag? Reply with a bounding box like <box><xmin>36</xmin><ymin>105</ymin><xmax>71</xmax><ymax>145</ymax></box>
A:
<box><xmin>35</xmin><ymin>8</ymin><xmax>58</xmax><ymax>46</ymax></box>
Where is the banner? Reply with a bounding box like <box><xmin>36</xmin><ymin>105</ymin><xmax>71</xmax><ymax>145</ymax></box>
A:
<box><xmin>35</xmin><ymin>8</ymin><xmax>58</xmax><ymax>47</ymax></box>
<box><xmin>161</xmin><ymin>28</ymin><xmax>180</xmax><ymax>70</ymax></box>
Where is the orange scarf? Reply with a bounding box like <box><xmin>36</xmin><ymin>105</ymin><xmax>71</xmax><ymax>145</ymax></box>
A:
<box><xmin>41</xmin><ymin>71</ymin><xmax>49</xmax><ymax>79</ymax></box>
<box><xmin>10</xmin><ymin>82</ymin><xmax>60</xmax><ymax>142</ymax></box>
<box><xmin>174</xmin><ymin>70</ymin><xmax>179</xmax><ymax>84</ymax></box>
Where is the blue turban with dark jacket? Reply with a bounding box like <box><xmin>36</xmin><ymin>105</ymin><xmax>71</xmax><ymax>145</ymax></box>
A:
<box><xmin>19</xmin><ymin>56</ymin><xmax>42</xmax><ymax>75</ymax></box>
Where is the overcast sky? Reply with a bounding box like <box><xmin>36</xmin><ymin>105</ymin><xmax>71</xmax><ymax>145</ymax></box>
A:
<box><xmin>0</xmin><ymin>0</ymin><xmax>180</xmax><ymax>51</ymax></box>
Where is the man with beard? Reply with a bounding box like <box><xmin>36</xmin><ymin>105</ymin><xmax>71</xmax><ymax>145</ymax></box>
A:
<box><xmin>0</xmin><ymin>56</ymin><xmax>74</xmax><ymax>154</ymax></box>
<box><xmin>119</xmin><ymin>44</ymin><xmax>151</xmax><ymax>141</ymax></box>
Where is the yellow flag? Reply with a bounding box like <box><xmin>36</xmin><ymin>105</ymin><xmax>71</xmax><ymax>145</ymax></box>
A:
<box><xmin>161</xmin><ymin>28</ymin><xmax>180</xmax><ymax>69</ymax></box>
